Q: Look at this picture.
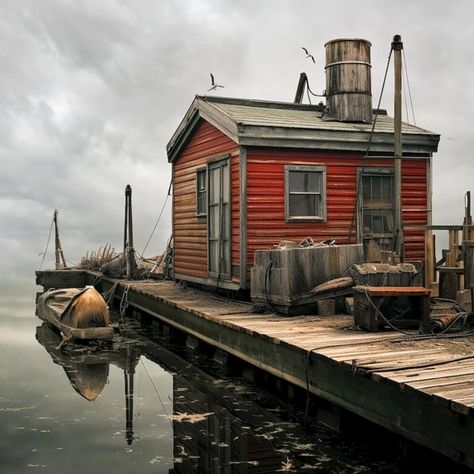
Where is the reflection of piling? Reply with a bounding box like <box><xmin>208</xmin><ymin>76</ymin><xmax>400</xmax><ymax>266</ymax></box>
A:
<box><xmin>53</xmin><ymin>209</ymin><xmax>67</xmax><ymax>270</ymax></box>
<box><xmin>124</xmin><ymin>346</ymin><xmax>136</xmax><ymax>445</ymax></box>
<box><xmin>124</xmin><ymin>185</ymin><xmax>135</xmax><ymax>279</ymax></box>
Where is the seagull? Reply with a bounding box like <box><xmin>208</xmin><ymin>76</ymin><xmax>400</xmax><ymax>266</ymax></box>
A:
<box><xmin>301</xmin><ymin>47</ymin><xmax>315</xmax><ymax>63</ymax></box>
<box><xmin>208</xmin><ymin>73</ymin><xmax>225</xmax><ymax>91</ymax></box>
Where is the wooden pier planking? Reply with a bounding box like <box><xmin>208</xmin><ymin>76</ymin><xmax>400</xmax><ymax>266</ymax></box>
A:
<box><xmin>35</xmin><ymin>269</ymin><xmax>474</xmax><ymax>468</ymax></box>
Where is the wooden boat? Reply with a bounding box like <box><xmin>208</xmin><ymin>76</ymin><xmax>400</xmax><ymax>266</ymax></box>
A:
<box><xmin>36</xmin><ymin>323</ymin><xmax>109</xmax><ymax>400</ymax></box>
<box><xmin>36</xmin><ymin>286</ymin><xmax>114</xmax><ymax>341</ymax></box>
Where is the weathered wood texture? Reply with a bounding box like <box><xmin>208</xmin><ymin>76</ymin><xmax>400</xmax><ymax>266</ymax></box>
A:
<box><xmin>35</xmin><ymin>269</ymin><xmax>90</xmax><ymax>289</ymax></box>
<box><xmin>325</xmin><ymin>39</ymin><xmax>372</xmax><ymax>123</ymax></box>
<box><xmin>172</xmin><ymin>119</ymin><xmax>240</xmax><ymax>282</ymax></box>
<box><xmin>106</xmin><ymin>278</ymin><xmax>474</xmax><ymax>468</ymax></box>
<box><xmin>36</xmin><ymin>270</ymin><xmax>474</xmax><ymax>468</ymax></box>
<box><xmin>246</xmin><ymin>147</ymin><xmax>428</xmax><ymax>272</ymax></box>
<box><xmin>250</xmin><ymin>244</ymin><xmax>364</xmax><ymax>313</ymax></box>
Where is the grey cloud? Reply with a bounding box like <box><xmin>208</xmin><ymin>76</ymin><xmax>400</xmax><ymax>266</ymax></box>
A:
<box><xmin>1</xmin><ymin>0</ymin><xmax>474</xmax><ymax>313</ymax></box>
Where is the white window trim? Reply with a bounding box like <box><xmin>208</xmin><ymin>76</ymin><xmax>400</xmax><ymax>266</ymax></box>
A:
<box><xmin>284</xmin><ymin>165</ymin><xmax>327</xmax><ymax>222</ymax></box>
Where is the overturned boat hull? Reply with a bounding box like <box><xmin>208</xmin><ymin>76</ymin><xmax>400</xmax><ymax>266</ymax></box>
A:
<box><xmin>37</xmin><ymin>286</ymin><xmax>114</xmax><ymax>341</ymax></box>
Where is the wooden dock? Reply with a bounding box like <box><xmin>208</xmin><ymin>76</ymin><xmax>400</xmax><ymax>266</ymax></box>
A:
<box><xmin>36</xmin><ymin>270</ymin><xmax>474</xmax><ymax>469</ymax></box>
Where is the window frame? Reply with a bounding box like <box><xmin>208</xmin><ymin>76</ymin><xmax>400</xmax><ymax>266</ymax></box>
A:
<box><xmin>284</xmin><ymin>165</ymin><xmax>327</xmax><ymax>222</ymax></box>
<box><xmin>196</xmin><ymin>167</ymin><xmax>207</xmax><ymax>217</ymax></box>
<box><xmin>357</xmin><ymin>166</ymin><xmax>395</xmax><ymax>242</ymax></box>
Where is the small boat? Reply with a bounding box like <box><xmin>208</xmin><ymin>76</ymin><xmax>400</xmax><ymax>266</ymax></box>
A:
<box><xmin>36</xmin><ymin>323</ymin><xmax>109</xmax><ymax>400</ymax></box>
<box><xmin>37</xmin><ymin>286</ymin><xmax>114</xmax><ymax>342</ymax></box>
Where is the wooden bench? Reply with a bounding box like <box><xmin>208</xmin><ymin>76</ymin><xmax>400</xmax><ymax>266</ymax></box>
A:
<box><xmin>353</xmin><ymin>286</ymin><xmax>432</xmax><ymax>332</ymax></box>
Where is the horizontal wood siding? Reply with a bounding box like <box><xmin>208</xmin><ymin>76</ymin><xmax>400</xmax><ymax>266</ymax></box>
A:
<box><xmin>231</xmin><ymin>153</ymin><xmax>240</xmax><ymax>282</ymax></box>
<box><xmin>246</xmin><ymin>147</ymin><xmax>428</xmax><ymax>270</ymax></box>
<box><xmin>173</xmin><ymin>119</ymin><xmax>239</xmax><ymax>282</ymax></box>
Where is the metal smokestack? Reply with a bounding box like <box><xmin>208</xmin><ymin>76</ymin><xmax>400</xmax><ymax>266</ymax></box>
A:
<box><xmin>324</xmin><ymin>38</ymin><xmax>372</xmax><ymax>123</ymax></box>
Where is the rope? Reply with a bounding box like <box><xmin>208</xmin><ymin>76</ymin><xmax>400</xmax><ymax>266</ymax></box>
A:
<box><xmin>140</xmin><ymin>179</ymin><xmax>172</xmax><ymax>258</ymax></box>
<box><xmin>39</xmin><ymin>214</ymin><xmax>54</xmax><ymax>270</ymax></box>
<box><xmin>402</xmin><ymin>49</ymin><xmax>416</xmax><ymax>125</ymax></box>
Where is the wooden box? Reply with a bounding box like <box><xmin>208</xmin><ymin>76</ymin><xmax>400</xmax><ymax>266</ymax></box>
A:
<box><xmin>353</xmin><ymin>286</ymin><xmax>431</xmax><ymax>332</ymax></box>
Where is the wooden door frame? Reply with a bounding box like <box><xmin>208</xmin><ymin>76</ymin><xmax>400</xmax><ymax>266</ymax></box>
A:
<box><xmin>207</xmin><ymin>155</ymin><xmax>232</xmax><ymax>281</ymax></box>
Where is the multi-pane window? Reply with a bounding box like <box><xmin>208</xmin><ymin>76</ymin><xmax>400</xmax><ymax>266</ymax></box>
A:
<box><xmin>196</xmin><ymin>168</ymin><xmax>207</xmax><ymax>216</ymax></box>
<box><xmin>359</xmin><ymin>169</ymin><xmax>395</xmax><ymax>258</ymax></box>
<box><xmin>361</xmin><ymin>173</ymin><xmax>394</xmax><ymax>237</ymax></box>
<box><xmin>285</xmin><ymin>165</ymin><xmax>326</xmax><ymax>220</ymax></box>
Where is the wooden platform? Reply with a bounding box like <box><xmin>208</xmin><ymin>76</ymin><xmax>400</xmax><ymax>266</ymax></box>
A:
<box><xmin>36</xmin><ymin>270</ymin><xmax>474</xmax><ymax>468</ymax></box>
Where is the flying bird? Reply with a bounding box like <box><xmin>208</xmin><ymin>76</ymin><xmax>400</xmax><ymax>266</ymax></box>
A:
<box><xmin>301</xmin><ymin>47</ymin><xmax>315</xmax><ymax>63</ymax></box>
<box><xmin>208</xmin><ymin>73</ymin><xmax>225</xmax><ymax>91</ymax></box>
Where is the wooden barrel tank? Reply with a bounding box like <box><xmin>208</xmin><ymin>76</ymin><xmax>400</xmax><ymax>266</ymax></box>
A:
<box><xmin>325</xmin><ymin>38</ymin><xmax>372</xmax><ymax>123</ymax></box>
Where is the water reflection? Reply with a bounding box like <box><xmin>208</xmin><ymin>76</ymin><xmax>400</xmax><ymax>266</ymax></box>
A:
<box><xmin>10</xmin><ymin>312</ymin><xmax>395</xmax><ymax>473</ymax></box>
<box><xmin>35</xmin><ymin>323</ymin><xmax>140</xmax><ymax>445</ymax></box>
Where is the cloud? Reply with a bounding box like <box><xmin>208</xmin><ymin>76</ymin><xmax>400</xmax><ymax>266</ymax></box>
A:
<box><xmin>1</xmin><ymin>0</ymin><xmax>474</xmax><ymax>311</ymax></box>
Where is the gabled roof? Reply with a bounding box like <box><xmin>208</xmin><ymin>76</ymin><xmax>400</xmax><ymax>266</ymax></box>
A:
<box><xmin>167</xmin><ymin>96</ymin><xmax>440</xmax><ymax>162</ymax></box>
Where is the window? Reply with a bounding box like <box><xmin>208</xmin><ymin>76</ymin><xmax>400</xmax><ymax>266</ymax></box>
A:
<box><xmin>285</xmin><ymin>165</ymin><xmax>326</xmax><ymax>221</ymax></box>
<box><xmin>196</xmin><ymin>168</ymin><xmax>207</xmax><ymax>216</ymax></box>
<box><xmin>358</xmin><ymin>168</ymin><xmax>395</xmax><ymax>259</ymax></box>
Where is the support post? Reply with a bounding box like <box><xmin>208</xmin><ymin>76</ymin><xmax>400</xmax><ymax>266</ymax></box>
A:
<box><xmin>124</xmin><ymin>185</ymin><xmax>135</xmax><ymax>280</ymax></box>
<box><xmin>464</xmin><ymin>191</ymin><xmax>472</xmax><ymax>242</ymax></box>
<box><xmin>425</xmin><ymin>229</ymin><xmax>434</xmax><ymax>289</ymax></box>
<box><xmin>392</xmin><ymin>35</ymin><xmax>404</xmax><ymax>261</ymax></box>
<box><xmin>53</xmin><ymin>209</ymin><xmax>67</xmax><ymax>270</ymax></box>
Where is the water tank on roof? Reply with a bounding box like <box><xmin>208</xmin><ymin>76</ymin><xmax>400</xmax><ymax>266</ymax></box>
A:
<box><xmin>325</xmin><ymin>38</ymin><xmax>372</xmax><ymax>123</ymax></box>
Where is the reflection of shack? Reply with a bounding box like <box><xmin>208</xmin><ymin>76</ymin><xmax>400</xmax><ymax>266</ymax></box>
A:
<box><xmin>35</xmin><ymin>324</ymin><xmax>140</xmax><ymax>445</ymax></box>
<box><xmin>171</xmin><ymin>375</ymin><xmax>284</xmax><ymax>473</ymax></box>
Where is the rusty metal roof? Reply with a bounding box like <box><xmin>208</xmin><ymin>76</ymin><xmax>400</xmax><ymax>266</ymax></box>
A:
<box><xmin>167</xmin><ymin>95</ymin><xmax>440</xmax><ymax>162</ymax></box>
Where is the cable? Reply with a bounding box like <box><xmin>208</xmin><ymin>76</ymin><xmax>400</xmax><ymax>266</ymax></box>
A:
<box><xmin>139</xmin><ymin>358</ymin><xmax>173</xmax><ymax>428</ymax></box>
<box><xmin>306</xmin><ymin>77</ymin><xmax>325</xmax><ymax>97</ymax></box>
<box><xmin>402</xmin><ymin>49</ymin><xmax>416</xmax><ymax>125</ymax></box>
<box><xmin>140</xmin><ymin>179</ymin><xmax>172</xmax><ymax>258</ymax></box>
<box><xmin>365</xmin><ymin>47</ymin><xmax>393</xmax><ymax>156</ymax></box>
<box><xmin>402</xmin><ymin>65</ymin><xmax>410</xmax><ymax>123</ymax></box>
<box><xmin>39</xmin><ymin>214</ymin><xmax>54</xmax><ymax>270</ymax></box>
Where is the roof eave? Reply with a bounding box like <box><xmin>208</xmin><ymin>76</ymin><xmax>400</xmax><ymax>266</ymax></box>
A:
<box><xmin>236</xmin><ymin>125</ymin><xmax>440</xmax><ymax>154</ymax></box>
<box><xmin>167</xmin><ymin>97</ymin><xmax>239</xmax><ymax>163</ymax></box>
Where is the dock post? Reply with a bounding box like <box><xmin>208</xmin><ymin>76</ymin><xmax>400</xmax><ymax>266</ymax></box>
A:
<box><xmin>124</xmin><ymin>185</ymin><xmax>135</xmax><ymax>280</ymax></box>
<box><xmin>53</xmin><ymin>209</ymin><xmax>67</xmax><ymax>270</ymax></box>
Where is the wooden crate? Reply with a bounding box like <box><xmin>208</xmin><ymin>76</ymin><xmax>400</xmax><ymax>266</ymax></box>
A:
<box><xmin>353</xmin><ymin>286</ymin><xmax>431</xmax><ymax>332</ymax></box>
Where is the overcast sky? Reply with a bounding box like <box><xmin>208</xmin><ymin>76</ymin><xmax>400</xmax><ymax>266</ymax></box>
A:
<box><xmin>2</xmin><ymin>0</ymin><xmax>473</xmax><ymax>315</ymax></box>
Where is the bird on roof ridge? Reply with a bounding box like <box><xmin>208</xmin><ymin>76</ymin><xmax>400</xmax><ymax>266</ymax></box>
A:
<box><xmin>301</xmin><ymin>47</ymin><xmax>315</xmax><ymax>63</ymax></box>
<box><xmin>208</xmin><ymin>73</ymin><xmax>225</xmax><ymax>92</ymax></box>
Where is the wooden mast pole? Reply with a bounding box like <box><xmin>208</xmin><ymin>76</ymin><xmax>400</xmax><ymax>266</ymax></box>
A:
<box><xmin>392</xmin><ymin>35</ymin><xmax>404</xmax><ymax>261</ymax></box>
<box><xmin>124</xmin><ymin>185</ymin><xmax>135</xmax><ymax>279</ymax></box>
<box><xmin>53</xmin><ymin>209</ymin><xmax>67</xmax><ymax>270</ymax></box>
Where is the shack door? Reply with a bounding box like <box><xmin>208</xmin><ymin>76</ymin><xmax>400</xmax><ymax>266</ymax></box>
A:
<box><xmin>358</xmin><ymin>169</ymin><xmax>395</xmax><ymax>261</ymax></box>
<box><xmin>208</xmin><ymin>158</ymin><xmax>231</xmax><ymax>279</ymax></box>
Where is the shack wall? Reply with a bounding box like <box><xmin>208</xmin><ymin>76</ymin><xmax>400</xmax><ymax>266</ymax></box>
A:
<box><xmin>245</xmin><ymin>147</ymin><xmax>428</xmax><ymax>279</ymax></box>
<box><xmin>172</xmin><ymin>119</ymin><xmax>240</xmax><ymax>283</ymax></box>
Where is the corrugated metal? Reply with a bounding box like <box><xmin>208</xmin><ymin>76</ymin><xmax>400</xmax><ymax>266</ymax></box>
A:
<box><xmin>246</xmin><ymin>147</ymin><xmax>428</xmax><ymax>270</ymax></box>
<box><xmin>173</xmin><ymin>119</ymin><xmax>239</xmax><ymax>281</ymax></box>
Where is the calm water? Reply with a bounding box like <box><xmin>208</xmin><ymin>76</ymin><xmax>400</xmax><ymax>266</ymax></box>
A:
<box><xmin>0</xmin><ymin>303</ymin><xmax>400</xmax><ymax>473</ymax></box>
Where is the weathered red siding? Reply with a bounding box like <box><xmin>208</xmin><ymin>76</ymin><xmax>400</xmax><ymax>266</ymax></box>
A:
<box><xmin>173</xmin><ymin>119</ymin><xmax>240</xmax><ymax>282</ymax></box>
<box><xmin>246</xmin><ymin>147</ymin><xmax>428</xmax><ymax>272</ymax></box>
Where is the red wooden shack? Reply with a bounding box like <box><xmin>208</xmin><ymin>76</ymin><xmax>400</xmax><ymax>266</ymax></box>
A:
<box><xmin>167</xmin><ymin>39</ymin><xmax>440</xmax><ymax>291</ymax></box>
